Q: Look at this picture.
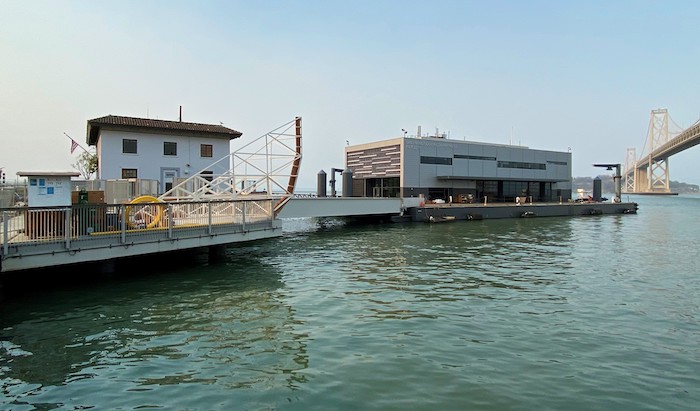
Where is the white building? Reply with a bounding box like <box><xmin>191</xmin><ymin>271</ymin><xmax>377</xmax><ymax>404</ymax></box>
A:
<box><xmin>86</xmin><ymin>115</ymin><xmax>242</xmax><ymax>194</ymax></box>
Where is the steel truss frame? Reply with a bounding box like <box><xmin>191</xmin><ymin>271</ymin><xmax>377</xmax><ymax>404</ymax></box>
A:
<box><xmin>624</xmin><ymin>147</ymin><xmax>637</xmax><ymax>193</ymax></box>
<box><xmin>159</xmin><ymin>117</ymin><xmax>302</xmax><ymax>216</ymax></box>
<box><xmin>645</xmin><ymin>109</ymin><xmax>671</xmax><ymax>192</ymax></box>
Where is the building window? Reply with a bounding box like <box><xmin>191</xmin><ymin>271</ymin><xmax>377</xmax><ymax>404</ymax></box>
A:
<box><xmin>497</xmin><ymin>161</ymin><xmax>546</xmax><ymax>170</ymax></box>
<box><xmin>454</xmin><ymin>154</ymin><xmax>497</xmax><ymax>161</ymax></box>
<box><xmin>121</xmin><ymin>168</ymin><xmax>137</xmax><ymax>178</ymax></box>
<box><xmin>547</xmin><ymin>160</ymin><xmax>568</xmax><ymax>166</ymax></box>
<box><xmin>420</xmin><ymin>156</ymin><xmax>452</xmax><ymax>165</ymax></box>
<box><xmin>200</xmin><ymin>144</ymin><xmax>213</xmax><ymax>158</ymax></box>
<box><xmin>164</xmin><ymin>142</ymin><xmax>177</xmax><ymax>156</ymax></box>
<box><xmin>123</xmin><ymin>139</ymin><xmax>137</xmax><ymax>154</ymax></box>
<box><xmin>366</xmin><ymin>177</ymin><xmax>400</xmax><ymax>197</ymax></box>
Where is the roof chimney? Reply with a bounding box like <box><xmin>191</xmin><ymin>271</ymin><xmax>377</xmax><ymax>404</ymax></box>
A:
<box><xmin>179</xmin><ymin>105</ymin><xmax>182</xmax><ymax>122</ymax></box>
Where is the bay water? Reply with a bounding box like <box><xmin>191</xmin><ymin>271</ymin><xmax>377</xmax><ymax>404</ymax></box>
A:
<box><xmin>1</xmin><ymin>195</ymin><xmax>699</xmax><ymax>410</ymax></box>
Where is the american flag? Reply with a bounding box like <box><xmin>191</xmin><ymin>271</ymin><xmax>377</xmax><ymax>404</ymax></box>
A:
<box><xmin>70</xmin><ymin>138</ymin><xmax>79</xmax><ymax>154</ymax></box>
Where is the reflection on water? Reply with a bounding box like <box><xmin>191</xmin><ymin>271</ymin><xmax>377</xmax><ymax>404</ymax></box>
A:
<box><xmin>2</xmin><ymin>196</ymin><xmax>700</xmax><ymax>410</ymax></box>
<box><xmin>1</xmin><ymin>247</ymin><xmax>309</xmax><ymax>409</ymax></box>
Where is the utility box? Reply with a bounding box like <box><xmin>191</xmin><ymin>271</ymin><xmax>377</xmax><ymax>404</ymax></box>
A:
<box><xmin>70</xmin><ymin>190</ymin><xmax>107</xmax><ymax>234</ymax></box>
<box><xmin>17</xmin><ymin>171</ymin><xmax>79</xmax><ymax>207</ymax></box>
<box><xmin>71</xmin><ymin>190</ymin><xmax>105</xmax><ymax>205</ymax></box>
<box><xmin>17</xmin><ymin>171</ymin><xmax>80</xmax><ymax>239</ymax></box>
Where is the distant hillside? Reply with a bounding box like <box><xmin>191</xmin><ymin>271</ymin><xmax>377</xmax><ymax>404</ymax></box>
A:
<box><xmin>573</xmin><ymin>175</ymin><xmax>700</xmax><ymax>194</ymax></box>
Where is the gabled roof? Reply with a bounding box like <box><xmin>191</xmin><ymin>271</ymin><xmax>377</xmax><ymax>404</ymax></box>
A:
<box><xmin>86</xmin><ymin>115</ymin><xmax>243</xmax><ymax>145</ymax></box>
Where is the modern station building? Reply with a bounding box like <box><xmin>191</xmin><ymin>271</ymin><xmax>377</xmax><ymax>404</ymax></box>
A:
<box><xmin>345</xmin><ymin>134</ymin><xmax>572</xmax><ymax>202</ymax></box>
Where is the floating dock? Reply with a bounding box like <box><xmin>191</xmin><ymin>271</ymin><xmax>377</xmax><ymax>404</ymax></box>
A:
<box><xmin>410</xmin><ymin>201</ymin><xmax>638</xmax><ymax>222</ymax></box>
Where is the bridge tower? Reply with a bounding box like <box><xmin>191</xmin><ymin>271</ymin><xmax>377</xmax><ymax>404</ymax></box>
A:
<box><xmin>624</xmin><ymin>147</ymin><xmax>637</xmax><ymax>193</ymax></box>
<box><xmin>645</xmin><ymin>108</ymin><xmax>671</xmax><ymax>192</ymax></box>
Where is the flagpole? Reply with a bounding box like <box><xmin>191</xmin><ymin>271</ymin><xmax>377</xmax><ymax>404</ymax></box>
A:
<box><xmin>64</xmin><ymin>132</ymin><xmax>90</xmax><ymax>154</ymax></box>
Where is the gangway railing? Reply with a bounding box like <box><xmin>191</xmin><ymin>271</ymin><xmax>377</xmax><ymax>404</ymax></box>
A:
<box><xmin>1</xmin><ymin>198</ymin><xmax>275</xmax><ymax>263</ymax></box>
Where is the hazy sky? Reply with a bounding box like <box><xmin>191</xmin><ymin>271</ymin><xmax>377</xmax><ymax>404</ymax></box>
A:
<box><xmin>1</xmin><ymin>0</ymin><xmax>699</xmax><ymax>188</ymax></box>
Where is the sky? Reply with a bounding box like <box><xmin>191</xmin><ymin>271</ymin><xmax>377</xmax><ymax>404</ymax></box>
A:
<box><xmin>1</xmin><ymin>0</ymin><xmax>699</xmax><ymax>189</ymax></box>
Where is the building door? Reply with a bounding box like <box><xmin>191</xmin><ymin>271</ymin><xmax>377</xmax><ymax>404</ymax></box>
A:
<box><xmin>161</xmin><ymin>168</ymin><xmax>179</xmax><ymax>194</ymax></box>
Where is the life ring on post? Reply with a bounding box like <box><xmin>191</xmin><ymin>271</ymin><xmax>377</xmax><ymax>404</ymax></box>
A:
<box><xmin>126</xmin><ymin>195</ymin><xmax>164</xmax><ymax>229</ymax></box>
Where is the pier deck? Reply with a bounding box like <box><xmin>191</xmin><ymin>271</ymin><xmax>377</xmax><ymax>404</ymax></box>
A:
<box><xmin>2</xmin><ymin>197</ymin><xmax>639</xmax><ymax>273</ymax></box>
<box><xmin>1</xmin><ymin>199</ymin><xmax>281</xmax><ymax>273</ymax></box>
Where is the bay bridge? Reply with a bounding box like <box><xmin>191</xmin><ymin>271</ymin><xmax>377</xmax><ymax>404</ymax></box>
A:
<box><xmin>624</xmin><ymin>109</ymin><xmax>700</xmax><ymax>193</ymax></box>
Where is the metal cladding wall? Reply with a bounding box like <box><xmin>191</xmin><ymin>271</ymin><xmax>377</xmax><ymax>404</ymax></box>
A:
<box><xmin>401</xmin><ymin>137</ymin><xmax>571</xmax><ymax>188</ymax></box>
<box><xmin>345</xmin><ymin>137</ymin><xmax>572</xmax><ymax>200</ymax></box>
<box><xmin>346</xmin><ymin>142</ymin><xmax>401</xmax><ymax>179</ymax></box>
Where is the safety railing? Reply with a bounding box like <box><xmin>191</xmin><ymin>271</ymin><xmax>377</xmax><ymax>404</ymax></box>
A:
<box><xmin>1</xmin><ymin>199</ymin><xmax>275</xmax><ymax>256</ymax></box>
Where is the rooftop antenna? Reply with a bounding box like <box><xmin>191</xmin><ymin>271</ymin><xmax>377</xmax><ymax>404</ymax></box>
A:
<box><xmin>179</xmin><ymin>105</ymin><xmax>182</xmax><ymax>122</ymax></box>
<box><xmin>510</xmin><ymin>126</ymin><xmax>514</xmax><ymax>145</ymax></box>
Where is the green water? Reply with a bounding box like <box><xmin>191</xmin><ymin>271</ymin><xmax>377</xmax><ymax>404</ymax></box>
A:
<box><xmin>1</xmin><ymin>195</ymin><xmax>699</xmax><ymax>410</ymax></box>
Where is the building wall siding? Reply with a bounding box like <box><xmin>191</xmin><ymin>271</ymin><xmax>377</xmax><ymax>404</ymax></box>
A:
<box><xmin>346</xmin><ymin>144</ymin><xmax>401</xmax><ymax>178</ymax></box>
<box><xmin>346</xmin><ymin>136</ymin><xmax>572</xmax><ymax>199</ymax></box>
<box><xmin>97</xmin><ymin>129</ymin><xmax>231</xmax><ymax>191</ymax></box>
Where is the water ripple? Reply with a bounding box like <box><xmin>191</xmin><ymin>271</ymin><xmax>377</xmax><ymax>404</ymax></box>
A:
<box><xmin>2</xmin><ymin>196</ymin><xmax>700</xmax><ymax>409</ymax></box>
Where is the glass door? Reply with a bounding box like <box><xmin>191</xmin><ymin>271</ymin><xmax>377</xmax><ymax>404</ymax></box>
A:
<box><xmin>161</xmin><ymin>168</ymin><xmax>179</xmax><ymax>194</ymax></box>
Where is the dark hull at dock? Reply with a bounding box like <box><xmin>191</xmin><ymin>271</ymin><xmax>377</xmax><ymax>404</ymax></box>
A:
<box><xmin>622</xmin><ymin>192</ymin><xmax>679</xmax><ymax>196</ymax></box>
<box><xmin>409</xmin><ymin>201</ymin><xmax>639</xmax><ymax>222</ymax></box>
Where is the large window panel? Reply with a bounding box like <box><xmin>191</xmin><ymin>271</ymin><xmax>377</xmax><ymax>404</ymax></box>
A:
<box><xmin>122</xmin><ymin>139</ymin><xmax>137</xmax><ymax>154</ymax></box>
<box><xmin>164</xmin><ymin>142</ymin><xmax>177</xmax><ymax>156</ymax></box>
<box><xmin>420</xmin><ymin>156</ymin><xmax>452</xmax><ymax>165</ymax></box>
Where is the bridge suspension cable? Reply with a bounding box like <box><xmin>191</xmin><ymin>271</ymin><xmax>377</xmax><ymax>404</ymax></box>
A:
<box><xmin>625</xmin><ymin>108</ymin><xmax>700</xmax><ymax>194</ymax></box>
